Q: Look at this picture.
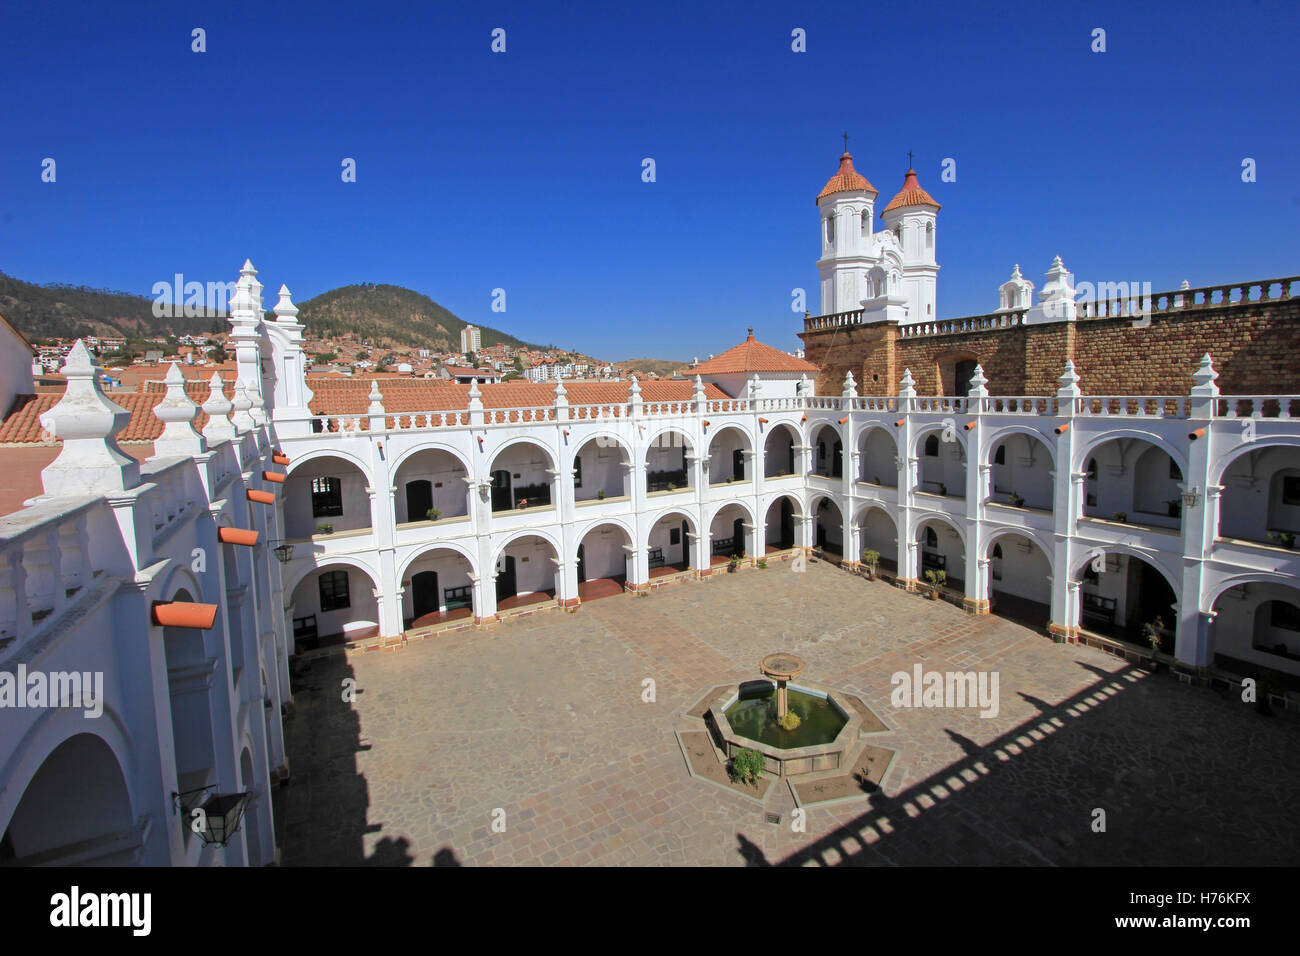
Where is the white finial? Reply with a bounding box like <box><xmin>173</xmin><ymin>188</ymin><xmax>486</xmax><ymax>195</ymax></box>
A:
<box><xmin>1180</xmin><ymin>279</ymin><xmax>1190</xmax><ymax>290</ymax></box>
<box><xmin>367</xmin><ymin>380</ymin><xmax>384</xmax><ymax>415</ymax></box>
<box><xmin>202</xmin><ymin>373</ymin><xmax>236</xmax><ymax>443</ymax></box>
<box><xmin>1191</xmin><ymin>353</ymin><xmax>1219</xmax><ymax>394</ymax></box>
<box><xmin>1011</xmin><ymin>264</ymin><xmax>1023</xmax><ymax>280</ymax></box>
<box><xmin>841</xmin><ymin>370</ymin><xmax>858</xmax><ymax>399</ymax></box>
<box><xmin>37</xmin><ymin>340</ymin><xmax>139</xmax><ymax>496</ymax></box>
<box><xmin>968</xmin><ymin>364</ymin><xmax>988</xmax><ymax>396</ymax></box>
<box><xmin>1057</xmin><ymin>360</ymin><xmax>1082</xmax><ymax>397</ymax></box>
<box><xmin>274</xmin><ymin>284</ymin><xmax>299</xmax><ymax>323</ymax></box>
<box><xmin>230</xmin><ymin>381</ymin><xmax>255</xmax><ymax>433</ymax></box>
<box><xmin>152</xmin><ymin>363</ymin><xmax>205</xmax><ymax>457</ymax></box>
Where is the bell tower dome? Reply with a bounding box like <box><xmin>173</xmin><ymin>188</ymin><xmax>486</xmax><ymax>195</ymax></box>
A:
<box><xmin>816</xmin><ymin>142</ymin><xmax>877</xmax><ymax>316</ymax></box>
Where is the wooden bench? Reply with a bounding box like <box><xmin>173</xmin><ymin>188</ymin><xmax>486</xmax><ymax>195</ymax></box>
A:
<box><xmin>1081</xmin><ymin>592</ymin><xmax>1117</xmax><ymax>627</ymax></box>
<box><xmin>443</xmin><ymin>586</ymin><xmax>472</xmax><ymax>611</ymax></box>
<box><xmin>921</xmin><ymin>551</ymin><xmax>946</xmax><ymax>573</ymax></box>
<box><xmin>293</xmin><ymin>614</ymin><xmax>318</xmax><ymax>642</ymax></box>
<box><xmin>712</xmin><ymin>536</ymin><xmax>736</xmax><ymax>556</ymax></box>
<box><xmin>647</xmin><ymin>547</ymin><xmax>665</xmax><ymax>569</ymax></box>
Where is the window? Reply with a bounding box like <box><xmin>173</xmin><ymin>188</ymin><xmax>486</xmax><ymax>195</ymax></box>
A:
<box><xmin>1283</xmin><ymin>476</ymin><xmax>1300</xmax><ymax>505</ymax></box>
<box><xmin>924</xmin><ymin>435</ymin><xmax>940</xmax><ymax>457</ymax></box>
<box><xmin>926</xmin><ymin>221</ymin><xmax>934</xmax><ymax>249</ymax></box>
<box><xmin>669</xmin><ymin>528</ymin><xmax>680</xmax><ymax>546</ymax></box>
<box><xmin>860</xmin><ymin>210</ymin><xmax>869</xmax><ymax>237</ymax></box>
<box><xmin>994</xmin><ymin>445</ymin><xmax>1005</xmax><ymax>465</ymax></box>
<box><xmin>573</xmin><ymin>456</ymin><xmax>582</xmax><ymax>489</ymax></box>
<box><xmin>825</xmin><ymin>216</ymin><xmax>835</xmax><ymax>244</ymax></box>
<box><xmin>924</xmin><ymin>527</ymin><xmax>938</xmax><ymax>549</ymax></box>
<box><xmin>1087</xmin><ymin>458</ymin><xmax>1097</xmax><ymax>480</ymax></box>
<box><xmin>1272</xmin><ymin>602</ymin><xmax>1300</xmax><ymax>631</ymax></box>
<box><xmin>311</xmin><ymin>476</ymin><xmax>343</xmax><ymax>517</ymax></box>
<box><xmin>1168</xmin><ymin>457</ymin><xmax>1182</xmax><ymax>480</ymax></box>
<box><xmin>318</xmin><ymin>571</ymin><xmax>350</xmax><ymax>612</ymax></box>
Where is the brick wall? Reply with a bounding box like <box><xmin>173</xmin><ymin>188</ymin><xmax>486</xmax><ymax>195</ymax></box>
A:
<box><xmin>799</xmin><ymin>298</ymin><xmax>1300</xmax><ymax>396</ymax></box>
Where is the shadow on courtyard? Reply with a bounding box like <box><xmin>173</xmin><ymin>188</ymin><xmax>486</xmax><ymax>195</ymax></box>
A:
<box><xmin>739</xmin><ymin>658</ymin><xmax>1297</xmax><ymax>867</ymax></box>
<box><xmin>277</xmin><ymin>654</ymin><xmax>464</xmax><ymax>866</ymax></box>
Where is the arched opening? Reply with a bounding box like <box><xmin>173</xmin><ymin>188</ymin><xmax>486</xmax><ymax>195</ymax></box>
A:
<box><xmin>488</xmin><ymin>442</ymin><xmax>555</xmax><ymax>513</ymax></box>
<box><xmin>285</xmin><ymin>455</ymin><xmax>372</xmax><ymax>539</ymax></box>
<box><xmin>1218</xmin><ymin>445</ymin><xmax>1300</xmax><ymax>547</ymax></box>
<box><xmin>576</xmin><ymin>523</ymin><xmax>632</xmax><ymax>601</ymax></box>
<box><xmin>763</xmin><ymin>424</ymin><xmax>798</xmax><ymax>478</ymax></box>
<box><xmin>1</xmin><ymin>734</ymin><xmax>135</xmax><ymax>865</ymax></box>
<box><xmin>1081</xmin><ymin>438</ymin><xmax>1181</xmax><ymax>529</ymax></box>
<box><xmin>917</xmin><ymin>429</ymin><xmax>965</xmax><ymax>498</ymax></box>
<box><xmin>856</xmin><ymin>506</ymin><xmax>897</xmax><ymax>574</ymax></box>
<box><xmin>811</xmin><ymin>424</ymin><xmax>843</xmax><ymax>478</ymax></box>
<box><xmin>989</xmin><ymin>432</ymin><xmax>1054</xmax><ymax>510</ymax></box>
<box><xmin>1075</xmin><ymin>552</ymin><xmax>1175</xmax><ymax>648</ymax></box>
<box><xmin>645</xmin><ymin>430</ymin><xmax>692</xmax><ymax>493</ymax></box>
<box><xmin>573</xmin><ymin>436</ymin><xmax>632</xmax><ymax>503</ymax></box>
<box><xmin>393</xmin><ymin>448</ymin><xmax>469</xmax><ymax>525</ymax></box>
<box><xmin>814</xmin><ymin>497</ymin><xmax>844</xmax><ymax>558</ymax></box>
<box><xmin>764</xmin><ymin>496</ymin><xmax>800</xmax><ymax>552</ymax></box>
<box><xmin>495</xmin><ymin>535</ymin><xmax>557</xmax><ymax>610</ymax></box>
<box><xmin>709</xmin><ymin>503</ymin><xmax>752</xmax><ymax>566</ymax></box>
<box><xmin>857</xmin><ymin>426</ymin><xmax>896</xmax><ymax>486</ymax></box>
<box><xmin>707</xmin><ymin>426</ymin><xmax>752</xmax><ymax>485</ymax></box>
<box><xmin>985</xmin><ymin>533</ymin><xmax>1051</xmax><ymax>630</ymax></box>
<box><xmin>647</xmin><ymin>511</ymin><xmax>695</xmax><ymax>576</ymax></box>
<box><xmin>163</xmin><ymin>586</ymin><xmax>217</xmax><ymax>842</ymax></box>
<box><xmin>1209</xmin><ymin>582</ymin><xmax>1300</xmax><ymax>682</ymax></box>
<box><xmin>916</xmin><ymin>518</ymin><xmax>963</xmax><ymax>590</ymax></box>
<box><xmin>402</xmin><ymin>547</ymin><xmax>476</xmax><ymax>628</ymax></box>
<box><xmin>290</xmin><ymin>563</ymin><xmax>379</xmax><ymax>652</ymax></box>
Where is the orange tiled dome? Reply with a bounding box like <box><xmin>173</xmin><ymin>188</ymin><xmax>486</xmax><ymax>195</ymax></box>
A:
<box><xmin>817</xmin><ymin>152</ymin><xmax>876</xmax><ymax>202</ymax></box>
<box><xmin>881</xmin><ymin>169</ymin><xmax>940</xmax><ymax>215</ymax></box>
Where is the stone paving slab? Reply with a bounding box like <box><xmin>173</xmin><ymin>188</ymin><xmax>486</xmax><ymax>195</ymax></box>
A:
<box><xmin>280</xmin><ymin>562</ymin><xmax>1300</xmax><ymax>867</ymax></box>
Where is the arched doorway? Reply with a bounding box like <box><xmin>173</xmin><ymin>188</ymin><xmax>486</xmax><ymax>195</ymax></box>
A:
<box><xmin>576</xmin><ymin>523</ymin><xmax>632</xmax><ymax>601</ymax></box>
<box><xmin>1075</xmin><ymin>551</ymin><xmax>1176</xmax><ymax>648</ymax></box>
<box><xmin>495</xmin><ymin>535</ymin><xmax>558</xmax><ymax>610</ymax></box>
<box><xmin>401</xmin><ymin>547</ymin><xmax>476</xmax><ymax>627</ymax></box>
<box><xmin>1</xmin><ymin>734</ymin><xmax>135</xmax><ymax>865</ymax></box>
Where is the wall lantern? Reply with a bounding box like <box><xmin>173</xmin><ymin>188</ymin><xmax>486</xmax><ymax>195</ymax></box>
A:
<box><xmin>273</xmin><ymin>543</ymin><xmax>295</xmax><ymax>564</ymax></box>
<box><xmin>173</xmin><ymin>786</ymin><xmax>250</xmax><ymax>847</ymax></box>
<box><xmin>1181</xmin><ymin>486</ymin><xmax>1201</xmax><ymax>509</ymax></box>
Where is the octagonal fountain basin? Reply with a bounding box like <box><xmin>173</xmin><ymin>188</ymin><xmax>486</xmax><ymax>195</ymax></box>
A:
<box><xmin>708</xmin><ymin>679</ymin><xmax>862</xmax><ymax>778</ymax></box>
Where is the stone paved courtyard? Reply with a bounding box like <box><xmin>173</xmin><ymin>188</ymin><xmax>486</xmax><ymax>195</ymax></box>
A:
<box><xmin>279</xmin><ymin>561</ymin><xmax>1300</xmax><ymax>866</ymax></box>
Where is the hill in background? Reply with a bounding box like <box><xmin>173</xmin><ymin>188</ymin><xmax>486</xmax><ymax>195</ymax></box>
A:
<box><xmin>296</xmin><ymin>283</ymin><xmax>540</xmax><ymax>352</ymax></box>
<box><xmin>619</xmin><ymin>358</ymin><xmax>689</xmax><ymax>379</ymax></box>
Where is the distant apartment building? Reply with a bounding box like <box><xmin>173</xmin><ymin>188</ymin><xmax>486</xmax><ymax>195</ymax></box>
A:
<box><xmin>460</xmin><ymin>324</ymin><xmax>482</xmax><ymax>355</ymax></box>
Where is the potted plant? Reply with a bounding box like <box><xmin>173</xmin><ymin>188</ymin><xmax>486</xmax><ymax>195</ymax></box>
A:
<box><xmin>1142</xmin><ymin>616</ymin><xmax>1165</xmax><ymax>671</ymax></box>
<box><xmin>861</xmin><ymin>548</ymin><xmax>881</xmax><ymax>580</ymax></box>
<box><xmin>938</xmin><ymin>482</ymin><xmax>948</xmax><ymax>497</ymax></box>
<box><xmin>874</xmin><ymin>474</ymin><xmax>882</xmax><ymax>485</ymax></box>
<box><xmin>923</xmin><ymin>568</ymin><xmax>946</xmax><ymax>599</ymax></box>
<box><xmin>1113</xmin><ymin>512</ymin><xmax>1128</xmax><ymax>524</ymax></box>
<box><xmin>757</xmin><ymin>559</ymin><xmax>768</xmax><ymax>569</ymax></box>
<box><xmin>1007</xmin><ymin>491</ymin><xmax>1025</xmax><ymax>508</ymax></box>
<box><xmin>315</xmin><ymin>523</ymin><xmax>334</xmax><ymax>535</ymax></box>
<box><xmin>1269</xmin><ymin>531</ymin><xmax>1297</xmax><ymax>549</ymax></box>
<box><xmin>426</xmin><ymin>507</ymin><xmax>441</xmax><ymax>522</ymax></box>
<box><xmin>667</xmin><ymin>482</ymin><xmax>678</xmax><ymax>491</ymax></box>
<box><xmin>596</xmin><ymin>490</ymin><xmax>606</xmax><ymax>500</ymax></box>
<box><xmin>727</xmin><ymin>553</ymin><xmax>742</xmax><ymax>572</ymax></box>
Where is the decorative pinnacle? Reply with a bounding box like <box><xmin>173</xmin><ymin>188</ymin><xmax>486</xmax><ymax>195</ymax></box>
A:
<box><xmin>274</xmin><ymin>284</ymin><xmax>299</xmax><ymax>322</ymax></box>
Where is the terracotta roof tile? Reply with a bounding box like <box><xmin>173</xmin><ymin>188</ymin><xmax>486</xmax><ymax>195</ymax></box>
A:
<box><xmin>882</xmin><ymin>169</ymin><xmax>940</xmax><ymax>215</ymax></box>
<box><xmin>690</xmin><ymin>331</ymin><xmax>819</xmax><ymax>376</ymax></box>
<box><xmin>817</xmin><ymin>152</ymin><xmax>876</xmax><ymax>202</ymax></box>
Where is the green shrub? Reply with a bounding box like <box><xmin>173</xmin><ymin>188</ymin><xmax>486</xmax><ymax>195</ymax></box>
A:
<box><xmin>778</xmin><ymin>711</ymin><xmax>801</xmax><ymax>731</ymax></box>
<box><xmin>730</xmin><ymin>748</ymin><xmax>766</xmax><ymax>786</ymax></box>
<box><xmin>861</xmin><ymin>549</ymin><xmax>880</xmax><ymax>567</ymax></box>
<box><xmin>924</xmin><ymin>569</ymin><xmax>946</xmax><ymax>589</ymax></box>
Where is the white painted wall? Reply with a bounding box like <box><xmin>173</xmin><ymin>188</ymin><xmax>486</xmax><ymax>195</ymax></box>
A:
<box><xmin>707</xmin><ymin>428</ymin><xmax>749</xmax><ymax>483</ymax></box>
<box><xmin>285</xmin><ymin>457</ymin><xmax>372</xmax><ymax>538</ymax></box>
<box><xmin>501</xmin><ymin>536</ymin><xmax>556</xmax><ymax>596</ymax></box>
<box><xmin>579</xmin><ymin>526</ymin><xmax>630</xmax><ymax>579</ymax></box>
<box><xmin>1211</xmin><ymin>582</ymin><xmax>1300</xmax><ymax>676</ymax></box>
<box><xmin>1219</xmin><ymin>449</ymin><xmax>1300</xmax><ymax>543</ymax></box>
<box><xmin>0</xmin><ymin>319</ymin><xmax>34</xmax><ymax>416</ymax></box>
<box><xmin>988</xmin><ymin>535</ymin><xmax>1051</xmax><ymax>603</ymax></box>
<box><xmin>990</xmin><ymin>434</ymin><xmax>1054</xmax><ymax>510</ymax></box>
<box><xmin>291</xmin><ymin>566</ymin><xmax>379</xmax><ymax>636</ymax></box>
<box><xmin>858</xmin><ymin>428</ymin><xmax>897</xmax><ymax>486</ymax></box>
<box><xmin>394</xmin><ymin>450</ymin><xmax>469</xmax><ymax>523</ymax></box>
<box><xmin>401</xmin><ymin>550</ymin><xmax>473</xmax><ymax>617</ymax></box>
<box><xmin>574</xmin><ymin>440</ymin><xmax>630</xmax><ymax>500</ymax></box>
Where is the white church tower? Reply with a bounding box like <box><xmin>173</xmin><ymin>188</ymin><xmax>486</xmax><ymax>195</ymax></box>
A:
<box><xmin>816</xmin><ymin>147</ymin><xmax>878</xmax><ymax>315</ymax></box>
<box><xmin>880</xmin><ymin>165</ymin><xmax>941</xmax><ymax>323</ymax></box>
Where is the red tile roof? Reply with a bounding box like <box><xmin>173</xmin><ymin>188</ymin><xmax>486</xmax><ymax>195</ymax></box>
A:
<box><xmin>881</xmin><ymin>169</ymin><xmax>941</xmax><ymax>215</ymax></box>
<box><xmin>817</xmin><ymin>152</ymin><xmax>876</xmax><ymax>202</ymax></box>
<box><xmin>689</xmin><ymin>331</ymin><xmax>819</xmax><ymax>376</ymax></box>
<box><xmin>0</xmin><ymin>378</ymin><xmax>727</xmax><ymax>443</ymax></box>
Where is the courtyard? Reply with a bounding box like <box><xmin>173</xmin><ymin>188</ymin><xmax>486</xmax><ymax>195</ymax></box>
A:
<box><xmin>279</xmin><ymin>561</ymin><xmax>1299</xmax><ymax>866</ymax></box>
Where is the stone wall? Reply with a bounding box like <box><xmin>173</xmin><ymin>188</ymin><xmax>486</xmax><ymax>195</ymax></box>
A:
<box><xmin>800</xmin><ymin>295</ymin><xmax>1300</xmax><ymax>396</ymax></box>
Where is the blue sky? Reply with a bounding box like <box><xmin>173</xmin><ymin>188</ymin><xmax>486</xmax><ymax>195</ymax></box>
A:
<box><xmin>2</xmin><ymin>0</ymin><xmax>1296</xmax><ymax>361</ymax></box>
